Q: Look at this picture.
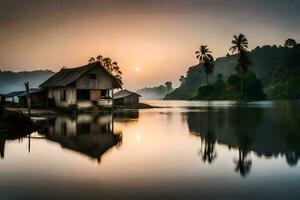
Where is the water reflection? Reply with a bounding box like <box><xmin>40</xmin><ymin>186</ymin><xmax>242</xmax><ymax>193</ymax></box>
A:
<box><xmin>186</xmin><ymin>101</ymin><xmax>300</xmax><ymax>177</ymax></box>
<box><xmin>1</xmin><ymin>101</ymin><xmax>300</xmax><ymax>199</ymax></box>
<box><xmin>199</xmin><ymin>108</ymin><xmax>217</xmax><ymax>164</ymax></box>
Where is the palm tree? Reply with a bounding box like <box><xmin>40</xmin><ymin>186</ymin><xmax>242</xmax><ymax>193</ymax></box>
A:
<box><xmin>229</xmin><ymin>34</ymin><xmax>250</xmax><ymax>100</ymax></box>
<box><xmin>236</xmin><ymin>50</ymin><xmax>252</xmax><ymax>100</ymax></box>
<box><xmin>229</xmin><ymin>34</ymin><xmax>248</xmax><ymax>54</ymax></box>
<box><xmin>203</xmin><ymin>59</ymin><xmax>215</xmax><ymax>85</ymax></box>
<box><xmin>89</xmin><ymin>57</ymin><xmax>96</xmax><ymax>63</ymax></box>
<box><xmin>196</xmin><ymin>45</ymin><xmax>215</xmax><ymax>85</ymax></box>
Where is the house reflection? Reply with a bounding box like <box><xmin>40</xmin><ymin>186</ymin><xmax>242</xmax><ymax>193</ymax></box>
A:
<box><xmin>43</xmin><ymin>113</ymin><xmax>123</xmax><ymax>162</ymax></box>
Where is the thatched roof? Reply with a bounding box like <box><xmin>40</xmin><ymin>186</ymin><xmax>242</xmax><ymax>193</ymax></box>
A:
<box><xmin>40</xmin><ymin>62</ymin><xmax>122</xmax><ymax>89</ymax></box>
<box><xmin>114</xmin><ymin>89</ymin><xmax>141</xmax><ymax>99</ymax></box>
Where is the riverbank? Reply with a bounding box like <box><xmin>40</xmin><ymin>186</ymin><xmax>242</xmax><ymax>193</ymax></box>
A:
<box><xmin>5</xmin><ymin>102</ymin><xmax>156</xmax><ymax>117</ymax></box>
<box><xmin>0</xmin><ymin>110</ymin><xmax>36</xmax><ymax>138</ymax></box>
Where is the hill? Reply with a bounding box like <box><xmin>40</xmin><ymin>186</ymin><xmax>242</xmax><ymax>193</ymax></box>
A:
<box><xmin>0</xmin><ymin>70</ymin><xmax>54</xmax><ymax>94</ymax></box>
<box><xmin>165</xmin><ymin>45</ymin><xmax>296</xmax><ymax>100</ymax></box>
<box><xmin>136</xmin><ymin>82</ymin><xmax>173</xmax><ymax>100</ymax></box>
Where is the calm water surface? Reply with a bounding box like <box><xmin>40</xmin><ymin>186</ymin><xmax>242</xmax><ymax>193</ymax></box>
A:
<box><xmin>1</xmin><ymin>100</ymin><xmax>300</xmax><ymax>199</ymax></box>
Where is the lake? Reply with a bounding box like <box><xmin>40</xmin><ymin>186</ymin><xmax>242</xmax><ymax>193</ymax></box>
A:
<box><xmin>1</xmin><ymin>100</ymin><xmax>300</xmax><ymax>199</ymax></box>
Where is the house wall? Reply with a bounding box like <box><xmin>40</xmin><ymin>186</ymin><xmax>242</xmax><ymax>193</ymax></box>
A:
<box><xmin>114</xmin><ymin>94</ymin><xmax>140</xmax><ymax>105</ymax></box>
<box><xmin>48</xmin><ymin>86</ymin><xmax>76</xmax><ymax>108</ymax></box>
<box><xmin>76</xmin><ymin>67</ymin><xmax>115</xmax><ymax>89</ymax></box>
<box><xmin>124</xmin><ymin>95</ymin><xmax>139</xmax><ymax>105</ymax></box>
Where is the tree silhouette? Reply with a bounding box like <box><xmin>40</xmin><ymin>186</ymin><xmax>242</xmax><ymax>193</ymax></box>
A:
<box><xmin>195</xmin><ymin>45</ymin><xmax>215</xmax><ymax>85</ymax></box>
<box><xmin>236</xmin><ymin>50</ymin><xmax>252</xmax><ymax>100</ymax></box>
<box><xmin>89</xmin><ymin>56</ymin><xmax>123</xmax><ymax>83</ymax></box>
<box><xmin>229</xmin><ymin>34</ymin><xmax>248</xmax><ymax>54</ymax></box>
<box><xmin>89</xmin><ymin>57</ymin><xmax>96</xmax><ymax>63</ymax></box>
<box><xmin>230</xmin><ymin>34</ymin><xmax>250</xmax><ymax>100</ymax></box>
<box><xmin>284</xmin><ymin>38</ymin><xmax>297</xmax><ymax>48</ymax></box>
<box><xmin>164</xmin><ymin>81</ymin><xmax>173</xmax><ymax>94</ymax></box>
<box><xmin>96</xmin><ymin>55</ymin><xmax>103</xmax><ymax>62</ymax></box>
<box><xmin>179</xmin><ymin>75</ymin><xmax>186</xmax><ymax>85</ymax></box>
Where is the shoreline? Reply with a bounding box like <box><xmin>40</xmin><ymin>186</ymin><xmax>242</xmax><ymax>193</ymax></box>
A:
<box><xmin>4</xmin><ymin>102</ymin><xmax>157</xmax><ymax>118</ymax></box>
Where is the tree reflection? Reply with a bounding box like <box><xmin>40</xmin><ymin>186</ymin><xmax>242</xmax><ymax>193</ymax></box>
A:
<box><xmin>199</xmin><ymin>108</ymin><xmax>217</xmax><ymax>164</ymax></box>
<box><xmin>233</xmin><ymin>106</ymin><xmax>252</xmax><ymax>177</ymax></box>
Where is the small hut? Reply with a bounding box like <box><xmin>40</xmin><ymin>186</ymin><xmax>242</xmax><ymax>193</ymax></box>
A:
<box><xmin>113</xmin><ymin>89</ymin><xmax>141</xmax><ymax>105</ymax></box>
<box><xmin>18</xmin><ymin>88</ymin><xmax>47</xmax><ymax>107</ymax></box>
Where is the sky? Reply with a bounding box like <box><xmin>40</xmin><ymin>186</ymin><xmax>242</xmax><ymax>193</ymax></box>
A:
<box><xmin>1</xmin><ymin>0</ymin><xmax>300</xmax><ymax>90</ymax></box>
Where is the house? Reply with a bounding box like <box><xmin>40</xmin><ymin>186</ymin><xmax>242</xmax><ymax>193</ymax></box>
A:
<box><xmin>113</xmin><ymin>89</ymin><xmax>141</xmax><ymax>105</ymax></box>
<box><xmin>40</xmin><ymin>61</ymin><xmax>122</xmax><ymax>109</ymax></box>
<box><xmin>18</xmin><ymin>88</ymin><xmax>47</xmax><ymax>107</ymax></box>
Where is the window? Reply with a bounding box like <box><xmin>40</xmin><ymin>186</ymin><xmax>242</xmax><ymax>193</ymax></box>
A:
<box><xmin>90</xmin><ymin>74</ymin><xmax>96</xmax><ymax>79</ymax></box>
<box><xmin>60</xmin><ymin>89</ymin><xmax>66</xmax><ymax>101</ymax></box>
<box><xmin>77</xmin><ymin>89</ymin><xmax>90</xmax><ymax>100</ymax></box>
<box><xmin>101</xmin><ymin>89</ymin><xmax>109</xmax><ymax>98</ymax></box>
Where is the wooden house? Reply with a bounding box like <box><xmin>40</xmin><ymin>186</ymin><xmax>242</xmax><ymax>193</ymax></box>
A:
<box><xmin>113</xmin><ymin>89</ymin><xmax>141</xmax><ymax>105</ymax></box>
<box><xmin>40</xmin><ymin>62</ymin><xmax>122</xmax><ymax>109</ymax></box>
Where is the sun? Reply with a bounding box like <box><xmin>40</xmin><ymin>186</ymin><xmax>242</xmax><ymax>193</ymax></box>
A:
<box><xmin>135</xmin><ymin>67</ymin><xmax>140</xmax><ymax>72</ymax></box>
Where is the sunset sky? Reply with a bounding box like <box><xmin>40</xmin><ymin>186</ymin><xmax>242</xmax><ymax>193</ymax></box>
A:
<box><xmin>1</xmin><ymin>0</ymin><xmax>300</xmax><ymax>90</ymax></box>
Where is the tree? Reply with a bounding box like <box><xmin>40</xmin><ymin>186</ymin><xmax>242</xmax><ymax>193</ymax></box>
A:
<box><xmin>236</xmin><ymin>50</ymin><xmax>252</xmax><ymax>100</ymax></box>
<box><xmin>112</xmin><ymin>61</ymin><xmax>123</xmax><ymax>83</ymax></box>
<box><xmin>230</xmin><ymin>34</ymin><xmax>250</xmax><ymax>100</ymax></box>
<box><xmin>195</xmin><ymin>45</ymin><xmax>215</xmax><ymax>85</ymax></box>
<box><xmin>89</xmin><ymin>57</ymin><xmax>96</xmax><ymax>63</ymax></box>
<box><xmin>96</xmin><ymin>55</ymin><xmax>103</xmax><ymax>62</ymax></box>
<box><xmin>89</xmin><ymin>56</ymin><xmax>123</xmax><ymax>83</ymax></box>
<box><xmin>229</xmin><ymin>34</ymin><xmax>248</xmax><ymax>54</ymax></box>
<box><xmin>284</xmin><ymin>38</ymin><xmax>297</xmax><ymax>48</ymax></box>
<box><xmin>165</xmin><ymin>81</ymin><xmax>173</xmax><ymax>94</ymax></box>
<box><xmin>179</xmin><ymin>75</ymin><xmax>186</xmax><ymax>85</ymax></box>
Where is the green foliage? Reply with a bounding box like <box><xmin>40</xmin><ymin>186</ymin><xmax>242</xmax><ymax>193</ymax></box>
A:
<box><xmin>193</xmin><ymin>72</ymin><xmax>266</xmax><ymax>100</ymax></box>
<box><xmin>166</xmin><ymin>45</ymin><xmax>292</xmax><ymax>100</ymax></box>
<box><xmin>266</xmin><ymin>44</ymin><xmax>300</xmax><ymax>99</ymax></box>
<box><xmin>227</xmin><ymin>72</ymin><xmax>266</xmax><ymax>100</ymax></box>
<box><xmin>192</xmin><ymin>74</ymin><xmax>226</xmax><ymax>100</ymax></box>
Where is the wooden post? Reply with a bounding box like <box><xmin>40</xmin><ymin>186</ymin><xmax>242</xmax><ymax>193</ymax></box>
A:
<box><xmin>24</xmin><ymin>82</ymin><xmax>31</xmax><ymax>117</ymax></box>
<box><xmin>111</xmin><ymin>89</ymin><xmax>114</xmax><ymax>109</ymax></box>
<box><xmin>0</xmin><ymin>95</ymin><xmax>5</xmax><ymax>117</ymax></box>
